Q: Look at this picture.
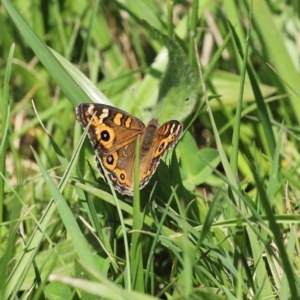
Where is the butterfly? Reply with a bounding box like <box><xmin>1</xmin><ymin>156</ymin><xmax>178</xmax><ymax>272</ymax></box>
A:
<box><xmin>76</xmin><ymin>103</ymin><xmax>183</xmax><ymax>196</ymax></box>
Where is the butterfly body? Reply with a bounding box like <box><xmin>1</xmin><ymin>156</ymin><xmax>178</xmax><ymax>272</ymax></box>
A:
<box><xmin>76</xmin><ymin>103</ymin><xmax>183</xmax><ymax>196</ymax></box>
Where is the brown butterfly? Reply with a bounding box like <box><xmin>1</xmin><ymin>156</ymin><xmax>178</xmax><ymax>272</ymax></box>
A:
<box><xmin>76</xmin><ymin>103</ymin><xmax>183</xmax><ymax>196</ymax></box>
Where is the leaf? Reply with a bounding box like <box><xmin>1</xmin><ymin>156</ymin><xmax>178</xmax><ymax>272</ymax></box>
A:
<box><xmin>142</xmin><ymin>20</ymin><xmax>199</xmax><ymax>123</ymax></box>
<box><xmin>179</xmin><ymin>132</ymin><xmax>220</xmax><ymax>190</ymax></box>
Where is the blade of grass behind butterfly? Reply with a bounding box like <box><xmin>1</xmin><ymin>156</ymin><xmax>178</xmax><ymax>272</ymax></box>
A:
<box><xmin>0</xmin><ymin>174</ymin><xmax>23</xmax><ymax>294</ymax></box>
<box><xmin>31</xmin><ymin>101</ymin><xmax>71</xmax><ymax>171</ymax></box>
<box><xmin>74</xmin><ymin>176</ymin><xmax>201</xmax><ymax>269</ymax></box>
<box><xmin>4</xmin><ymin>199</ymin><xmax>57</xmax><ymax>297</ymax></box>
<box><xmin>52</xmin><ymin>50</ymin><xmax>112</xmax><ymax>105</ymax></box>
<box><xmin>2</xmin><ymin>0</ymin><xmax>99</xmax><ymax>107</ymax></box>
<box><xmin>130</xmin><ymin>137</ymin><xmax>144</xmax><ymax>292</ymax></box>
<box><xmin>172</xmin><ymin>187</ymin><xmax>193</xmax><ymax>298</ymax></box>
<box><xmin>144</xmin><ymin>189</ymin><xmax>176</xmax><ymax>292</ymax></box>
<box><xmin>242</xmin><ymin>141</ymin><xmax>299</xmax><ymax>298</ymax></box>
<box><xmin>72</xmin><ymin>180</ymin><xmax>180</xmax><ymax>235</ymax></box>
<box><xmin>49</xmin><ymin>273</ymin><xmax>159</xmax><ymax>300</ymax></box>
<box><xmin>0</xmin><ymin>46</ymin><xmax>50</xmax><ymax>297</ymax></box>
<box><xmin>193</xmin><ymin>47</ymin><xmax>267</xmax><ymax>295</ymax></box>
<box><xmin>255</xmin><ymin>118</ymin><xmax>299</xmax><ymax>296</ymax></box>
<box><xmin>252</xmin><ymin>1</ymin><xmax>300</xmax><ymax>121</ymax></box>
<box><xmin>194</xmin><ymin>40</ymin><xmax>240</xmax><ymax>207</ymax></box>
<box><xmin>76</xmin><ymin>170</ymin><xmax>119</xmax><ymax>274</ymax></box>
<box><xmin>279</xmin><ymin>224</ymin><xmax>299</xmax><ymax>299</ymax></box>
<box><xmin>213</xmin><ymin>12</ymin><xmax>275</xmax><ymax>295</ymax></box>
<box><xmin>4</xmin><ymin>120</ymin><xmax>101</xmax><ymax>298</ymax></box>
<box><xmin>94</xmin><ymin>154</ymin><xmax>132</xmax><ymax>289</ymax></box>
<box><xmin>166</xmin><ymin>0</ymin><xmax>174</xmax><ymax>36</ymax></box>
<box><xmin>265</xmin><ymin>123</ymin><xmax>283</xmax><ymax>221</ymax></box>
<box><xmin>74</xmin><ymin>121</ymin><xmax>118</xmax><ymax>272</ymax></box>
<box><xmin>11</xmin><ymin>101</ymin><xmax>70</xmax><ymax>141</ymax></box>
<box><xmin>0</xmin><ymin>44</ymin><xmax>14</xmax><ymax>225</ymax></box>
<box><xmin>187</xmin><ymin>0</ymin><xmax>198</xmax><ymax>67</ymax></box>
<box><xmin>181</xmin><ymin>32</ymin><xmax>232</xmax><ymax>135</ymax></box>
<box><xmin>228</xmin><ymin>16</ymin><xmax>283</xmax><ymax>296</ymax></box>
<box><xmin>0</xmin><ymin>203</ymin><xmax>21</xmax><ymax>296</ymax></box>
<box><xmin>203</xmin><ymin>32</ymin><xmax>232</xmax><ymax>82</ymax></box>
<box><xmin>78</xmin><ymin>0</ymin><xmax>100</xmax><ymax>67</ymax></box>
<box><xmin>228</xmin><ymin>20</ymin><xmax>276</xmax><ymax>158</ymax></box>
<box><xmin>30</xmin><ymin>148</ymin><xmax>104</xmax><ymax>271</ymax></box>
<box><xmin>226</xmin><ymin>7</ymin><xmax>250</xmax><ymax>220</ymax></box>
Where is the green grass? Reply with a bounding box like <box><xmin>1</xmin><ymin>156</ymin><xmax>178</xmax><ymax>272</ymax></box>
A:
<box><xmin>1</xmin><ymin>0</ymin><xmax>300</xmax><ymax>299</ymax></box>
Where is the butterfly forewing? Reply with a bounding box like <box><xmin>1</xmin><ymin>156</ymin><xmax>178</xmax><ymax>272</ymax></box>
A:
<box><xmin>76</xmin><ymin>103</ymin><xmax>145</xmax><ymax>152</ymax></box>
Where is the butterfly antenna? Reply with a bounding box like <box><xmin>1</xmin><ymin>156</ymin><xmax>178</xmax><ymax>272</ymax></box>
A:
<box><xmin>131</xmin><ymin>87</ymin><xmax>152</xmax><ymax>119</ymax></box>
<box><xmin>156</xmin><ymin>96</ymin><xmax>191</xmax><ymax>120</ymax></box>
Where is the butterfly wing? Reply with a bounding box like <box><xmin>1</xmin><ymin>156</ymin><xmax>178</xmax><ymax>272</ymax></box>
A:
<box><xmin>76</xmin><ymin>103</ymin><xmax>183</xmax><ymax>196</ymax></box>
<box><xmin>76</xmin><ymin>103</ymin><xmax>145</xmax><ymax>154</ymax></box>
<box><xmin>76</xmin><ymin>103</ymin><xmax>145</xmax><ymax>195</ymax></box>
<box><xmin>139</xmin><ymin>119</ymin><xmax>183</xmax><ymax>189</ymax></box>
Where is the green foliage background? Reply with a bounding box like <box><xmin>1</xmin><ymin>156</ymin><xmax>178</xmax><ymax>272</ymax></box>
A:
<box><xmin>1</xmin><ymin>0</ymin><xmax>300</xmax><ymax>299</ymax></box>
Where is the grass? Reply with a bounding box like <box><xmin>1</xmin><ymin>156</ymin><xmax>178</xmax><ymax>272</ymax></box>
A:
<box><xmin>1</xmin><ymin>0</ymin><xmax>300</xmax><ymax>299</ymax></box>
